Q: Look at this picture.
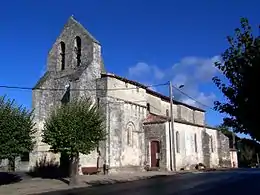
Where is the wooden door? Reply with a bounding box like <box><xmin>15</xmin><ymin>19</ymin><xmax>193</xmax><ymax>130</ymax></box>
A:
<box><xmin>151</xmin><ymin>141</ymin><xmax>160</xmax><ymax>167</ymax></box>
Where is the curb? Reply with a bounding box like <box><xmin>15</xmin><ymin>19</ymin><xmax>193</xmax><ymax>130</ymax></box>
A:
<box><xmin>31</xmin><ymin>174</ymin><xmax>171</xmax><ymax>195</ymax></box>
<box><xmin>85</xmin><ymin>174</ymin><xmax>169</xmax><ymax>186</ymax></box>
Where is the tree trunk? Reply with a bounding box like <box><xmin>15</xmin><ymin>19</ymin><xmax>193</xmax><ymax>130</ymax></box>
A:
<box><xmin>69</xmin><ymin>152</ymin><xmax>79</xmax><ymax>186</ymax></box>
<box><xmin>8</xmin><ymin>157</ymin><xmax>15</xmax><ymax>172</ymax></box>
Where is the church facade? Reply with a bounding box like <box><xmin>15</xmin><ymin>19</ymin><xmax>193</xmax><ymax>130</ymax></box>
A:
<box><xmin>28</xmin><ymin>17</ymin><xmax>234</xmax><ymax>173</ymax></box>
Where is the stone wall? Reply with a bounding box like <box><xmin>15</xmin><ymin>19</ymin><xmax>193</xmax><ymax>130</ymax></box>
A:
<box><xmin>172</xmin><ymin>122</ymin><xmax>222</xmax><ymax>170</ymax></box>
<box><xmin>174</xmin><ymin>122</ymin><xmax>204</xmax><ymax>170</ymax></box>
<box><xmin>0</xmin><ymin>157</ymin><xmax>29</xmax><ymax>172</ymax></box>
<box><xmin>47</xmin><ymin>16</ymin><xmax>97</xmax><ymax>72</ymax></box>
<box><xmin>105</xmin><ymin>96</ymin><xmax>146</xmax><ymax>173</ymax></box>
<box><xmin>217</xmin><ymin>130</ymin><xmax>232</xmax><ymax>168</ymax></box>
<box><xmin>106</xmin><ymin>76</ymin><xmax>146</xmax><ymax>108</ymax></box>
<box><xmin>146</xmin><ymin>93</ymin><xmax>204</xmax><ymax>126</ymax></box>
<box><xmin>29</xmin><ymin>16</ymin><xmax>232</xmax><ymax>174</ymax></box>
<box><xmin>230</xmin><ymin>150</ymin><xmax>238</xmax><ymax>168</ymax></box>
<box><xmin>147</xmin><ymin>93</ymin><xmax>178</xmax><ymax>118</ymax></box>
<box><xmin>30</xmin><ymin>17</ymin><xmax>104</xmax><ymax>170</ymax></box>
<box><xmin>144</xmin><ymin>123</ymin><xmax>167</xmax><ymax>170</ymax></box>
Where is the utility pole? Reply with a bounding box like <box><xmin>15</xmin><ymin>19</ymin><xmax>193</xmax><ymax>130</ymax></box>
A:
<box><xmin>169</xmin><ymin>81</ymin><xmax>176</xmax><ymax>171</ymax></box>
<box><xmin>232</xmin><ymin>132</ymin><xmax>236</xmax><ymax>149</ymax></box>
<box><xmin>257</xmin><ymin>153</ymin><xmax>259</xmax><ymax>165</ymax></box>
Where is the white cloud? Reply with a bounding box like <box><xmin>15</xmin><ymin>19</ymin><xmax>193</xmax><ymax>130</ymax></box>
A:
<box><xmin>171</xmin><ymin>56</ymin><xmax>221</xmax><ymax>108</ymax></box>
<box><xmin>153</xmin><ymin>66</ymin><xmax>165</xmax><ymax>80</ymax></box>
<box><xmin>128</xmin><ymin>62</ymin><xmax>151</xmax><ymax>78</ymax></box>
<box><xmin>182</xmin><ymin>92</ymin><xmax>216</xmax><ymax>108</ymax></box>
<box><xmin>128</xmin><ymin>62</ymin><xmax>165</xmax><ymax>80</ymax></box>
<box><xmin>127</xmin><ymin>56</ymin><xmax>221</xmax><ymax>109</ymax></box>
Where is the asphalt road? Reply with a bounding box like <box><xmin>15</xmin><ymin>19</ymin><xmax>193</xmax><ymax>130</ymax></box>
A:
<box><xmin>37</xmin><ymin>169</ymin><xmax>260</xmax><ymax>195</ymax></box>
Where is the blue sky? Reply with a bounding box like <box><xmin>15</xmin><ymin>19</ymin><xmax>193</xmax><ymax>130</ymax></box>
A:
<box><xmin>0</xmin><ymin>0</ymin><xmax>259</xmax><ymax>134</ymax></box>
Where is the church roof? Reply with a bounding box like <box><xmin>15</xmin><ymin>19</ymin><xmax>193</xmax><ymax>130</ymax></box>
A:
<box><xmin>101</xmin><ymin>73</ymin><xmax>205</xmax><ymax>112</ymax></box>
<box><xmin>143</xmin><ymin>113</ymin><xmax>170</xmax><ymax>124</ymax></box>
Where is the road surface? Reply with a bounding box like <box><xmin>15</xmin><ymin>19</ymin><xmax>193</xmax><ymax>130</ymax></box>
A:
<box><xmin>37</xmin><ymin>169</ymin><xmax>260</xmax><ymax>195</ymax></box>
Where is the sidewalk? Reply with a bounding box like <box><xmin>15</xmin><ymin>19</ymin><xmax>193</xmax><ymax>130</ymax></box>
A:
<box><xmin>0</xmin><ymin>168</ymin><xmax>232</xmax><ymax>195</ymax></box>
<box><xmin>0</xmin><ymin>171</ymin><xmax>175</xmax><ymax>195</ymax></box>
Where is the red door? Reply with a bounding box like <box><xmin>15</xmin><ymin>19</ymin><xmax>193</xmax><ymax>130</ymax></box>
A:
<box><xmin>151</xmin><ymin>141</ymin><xmax>160</xmax><ymax>167</ymax></box>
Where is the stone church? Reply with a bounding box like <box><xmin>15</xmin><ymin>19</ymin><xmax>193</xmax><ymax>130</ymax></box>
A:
<box><xmin>27</xmin><ymin>16</ymin><xmax>235</xmax><ymax>173</ymax></box>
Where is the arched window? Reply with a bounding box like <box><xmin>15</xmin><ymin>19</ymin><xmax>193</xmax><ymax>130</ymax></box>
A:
<box><xmin>126</xmin><ymin>122</ymin><xmax>134</xmax><ymax>146</ymax></box>
<box><xmin>74</xmin><ymin>36</ymin><xmax>81</xmax><ymax>66</ymax></box>
<box><xmin>176</xmin><ymin>131</ymin><xmax>180</xmax><ymax>153</ymax></box>
<box><xmin>194</xmin><ymin>133</ymin><xmax>198</xmax><ymax>153</ymax></box>
<box><xmin>60</xmin><ymin>41</ymin><xmax>65</xmax><ymax>70</ymax></box>
<box><xmin>210</xmin><ymin>136</ymin><xmax>214</xmax><ymax>153</ymax></box>
<box><xmin>166</xmin><ymin>109</ymin><xmax>169</xmax><ymax>116</ymax></box>
<box><xmin>147</xmin><ymin>103</ymin><xmax>150</xmax><ymax>113</ymax></box>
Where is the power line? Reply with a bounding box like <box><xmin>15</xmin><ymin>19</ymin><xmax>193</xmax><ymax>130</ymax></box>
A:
<box><xmin>172</xmin><ymin>85</ymin><xmax>212</xmax><ymax>109</ymax></box>
<box><xmin>0</xmin><ymin>81</ymin><xmax>227</xmax><ymax>117</ymax></box>
<box><xmin>172</xmin><ymin>85</ymin><xmax>227</xmax><ymax>117</ymax></box>
<box><xmin>0</xmin><ymin>82</ymin><xmax>168</xmax><ymax>92</ymax></box>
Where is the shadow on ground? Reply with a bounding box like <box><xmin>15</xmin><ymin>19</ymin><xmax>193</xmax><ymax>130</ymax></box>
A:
<box><xmin>85</xmin><ymin>174</ymin><xmax>169</xmax><ymax>187</ymax></box>
<box><xmin>0</xmin><ymin>172</ymin><xmax>22</xmax><ymax>185</ymax></box>
<box><xmin>34</xmin><ymin>174</ymin><xmax>173</xmax><ymax>195</ymax></box>
<box><xmin>26</xmin><ymin>155</ymin><xmax>70</xmax><ymax>184</ymax></box>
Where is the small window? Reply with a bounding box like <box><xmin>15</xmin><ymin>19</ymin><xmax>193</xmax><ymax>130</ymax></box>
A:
<box><xmin>194</xmin><ymin>134</ymin><xmax>198</xmax><ymax>153</ymax></box>
<box><xmin>176</xmin><ymin>131</ymin><xmax>180</xmax><ymax>153</ymax></box>
<box><xmin>60</xmin><ymin>42</ymin><xmax>66</xmax><ymax>70</ymax></box>
<box><xmin>74</xmin><ymin>36</ymin><xmax>81</xmax><ymax>66</ymax></box>
<box><xmin>136</xmin><ymin>87</ymin><xmax>139</xmax><ymax>92</ymax></box>
<box><xmin>61</xmin><ymin>85</ymin><xmax>70</xmax><ymax>105</ymax></box>
<box><xmin>166</xmin><ymin>109</ymin><xmax>169</xmax><ymax>116</ymax></box>
<box><xmin>126</xmin><ymin>123</ymin><xmax>134</xmax><ymax>146</ymax></box>
<box><xmin>210</xmin><ymin>136</ymin><xmax>214</xmax><ymax>153</ymax></box>
<box><xmin>146</xmin><ymin>103</ymin><xmax>150</xmax><ymax>113</ymax></box>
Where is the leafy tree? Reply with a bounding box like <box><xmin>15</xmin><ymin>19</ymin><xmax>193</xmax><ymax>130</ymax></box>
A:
<box><xmin>237</xmin><ymin>138</ymin><xmax>260</xmax><ymax>167</ymax></box>
<box><xmin>213</xmin><ymin>18</ymin><xmax>260</xmax><ymax>140</ymax></box>
<box><xmin>240</xmin><ymin>144</ymin><xmax>254</xmax><ymax>165</ymax></box>
<box><xmin>42</xmin><ymin>97</ymin><xmax>106</xmax><ymax>185</ymax></box>
<box><xmin>217</xmin><ymin>124</ymin><xmax>233</xmax><ymax>137</ymax></box>
<box><xmin>216</xmin><ymin>124</ymin><xmax>260</xmax><ymax>167</ymax></box>
<box><xmin>0</xmin><ymin>96</ymin><xmax>35</xmax><ymax>171</ymax></box>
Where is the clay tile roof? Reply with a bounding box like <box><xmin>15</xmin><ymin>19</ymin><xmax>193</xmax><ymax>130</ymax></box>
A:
<box><xmin>143</xmin><ymin>113</ymin><xmax>170</xmax><ymax>124</ymax></box>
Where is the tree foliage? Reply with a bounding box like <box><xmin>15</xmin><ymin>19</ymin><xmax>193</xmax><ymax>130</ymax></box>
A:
<box><xmin>42</xmin><ymin>97</ymin><xmax>106</xmax><ymax>185</ymax></box>
<box><xmin>0</xmin><ymin>96</ymin><xmax>35</xmax><ymax>170</ymax></box>
<box><xmin>217</xmin><ymin>124</ymin><xmax>233</xmax><ymax>137</ymax></box>
<box><xmin>216</xmin><ymin>124</ymin><xmax>260</xmax><ymax>167</ymax></box>
<box><xmin>213</xmin><ymin>18</ymin><xmax>260</xmax><ymax>140</ymax></box>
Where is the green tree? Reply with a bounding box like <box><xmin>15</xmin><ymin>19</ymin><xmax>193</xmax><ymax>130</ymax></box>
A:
<box><xmin>216</xmin><ymin>124</ymin><xmax>233</xmax><ymax>137</ymax></box>
<box><xmin>216</xmin><ymin>124</ymin><xmax>260</xmax><ymax>167</ymax></box>
<box><xmin>0</xmin><ymin>96</ymin><xmax>35</xmax><ymax>171</ymax></box>
<box><xmin>213</xmin><ymin>18</ymin><xmax>260</xmax><ymax>140</ymax></box>
<box><xmin>42</xmin><ymin>97</ymin><xmax>106</xmax><ymax>185</ymax></box>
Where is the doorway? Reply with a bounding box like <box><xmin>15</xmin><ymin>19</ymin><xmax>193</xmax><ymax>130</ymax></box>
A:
<box><xmin>150</xmin><ymin>140</ymin><xmax>160</xmax><ymax>167</ymax></box>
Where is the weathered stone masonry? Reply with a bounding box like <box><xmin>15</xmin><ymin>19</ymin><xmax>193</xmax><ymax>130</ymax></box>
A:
<box><xmin>26</xmin><ymin>16</ymin><xmax>236</xmax><ymax>173</ymax></box>
<box><xmin>30</xmin><ymin>16</ymin><xmax>105</xmax><ymax>170</ymax></box>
